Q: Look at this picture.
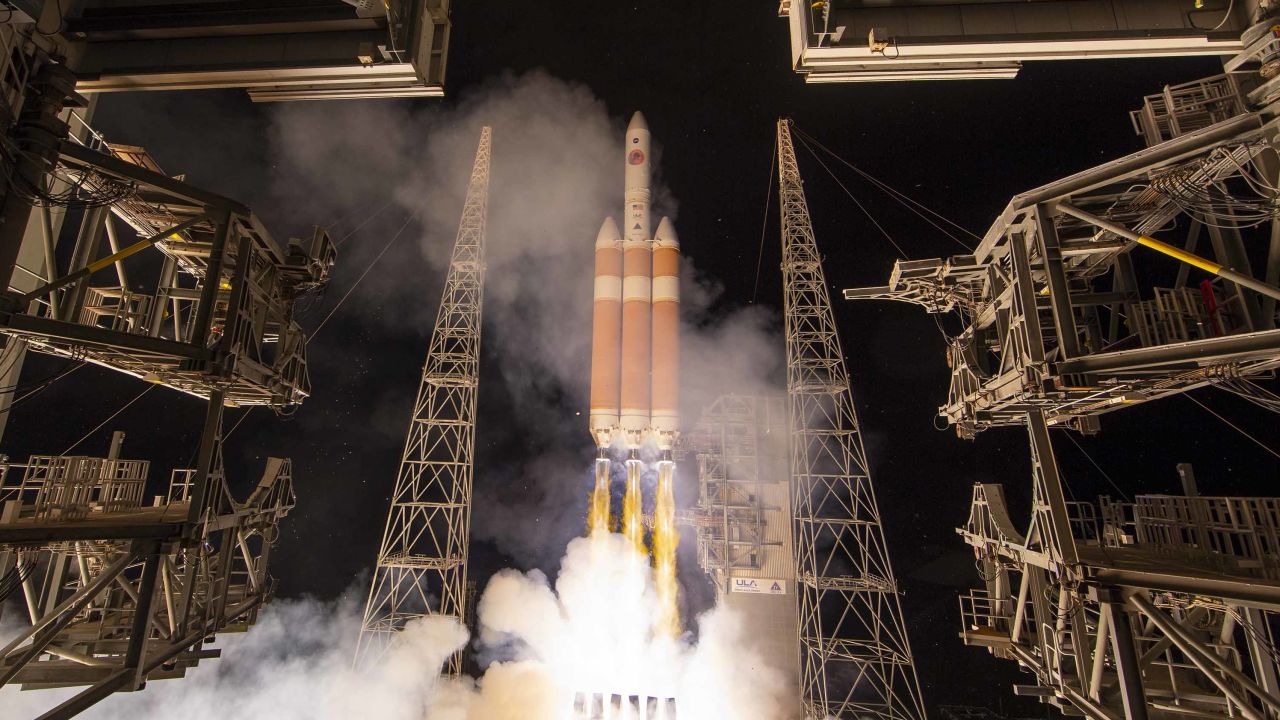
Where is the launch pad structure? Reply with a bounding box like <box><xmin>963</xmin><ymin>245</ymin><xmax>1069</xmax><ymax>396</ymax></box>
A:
<box><xmin>0</xmin><ymin>3</ymin><xmax>452</xmax><ymax>717</ymax></box>
<box><xmin>0</xmin><ymin>107</ymin><xmax>335</xmax><ymax>720</ymax></box>
<box><xmin>0</xmin><ymin>74</ymin><xmax>337</xmax><ymax>718</ymax></box>
<box><xmin>684</xmin><ymin>395</ymin><xmax>802</xmax><ymax>712</ymax></box>
<box><xmin>776</xmin><ymin>119</ymin><xmax>928</xmax><ymax>720</ymax></box>
<box><xmin>825</xmin><ymin>14</ymin><xmax>1280</xmax><ymax>720</ymax></box>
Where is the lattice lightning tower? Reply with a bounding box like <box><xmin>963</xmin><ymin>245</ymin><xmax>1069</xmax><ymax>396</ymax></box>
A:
<box><xmin>355</xmin><ymin>127</ymin><xmax>491</xmax><ymax>672</ymax></box>
<box><xmin>776</xmin><ymin>119</ymin><xmax>926</xmax><ymax>720</ymax></box>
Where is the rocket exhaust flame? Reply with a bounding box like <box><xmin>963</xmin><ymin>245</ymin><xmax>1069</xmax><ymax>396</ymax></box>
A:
<box><xmin>653</xmin><ymin>460</ymin><xmax>679</xmax><ymax>638</ymax></box>
<box><xmin>590</xmin><ymin>458</ymin><xmax>613</xmax><ymax>534</ymax></box>
<box><xmin>622</xmin><ymin>458</ymin><xmax>646</xmax><ymax>556</ymax></box>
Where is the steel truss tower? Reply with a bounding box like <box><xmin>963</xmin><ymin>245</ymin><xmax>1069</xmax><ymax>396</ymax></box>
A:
<box><xmin>776</xmin><ymin>119</ymin><xmax>926</xmax><ymax>720</ymax></box>
<box><xmin>356</xmin><ymin>127</ymin><xmax>491</xmax><ymax>671</ymax></box>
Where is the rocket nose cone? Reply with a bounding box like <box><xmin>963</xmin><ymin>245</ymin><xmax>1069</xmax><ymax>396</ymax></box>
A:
<box><xmin>597</xmin><ymin>217</ymin><xmax>622</xmax><ymax>245</ymax></box>
<box><xmin>627</xmin><ymin>112</ymin><xmax>649</xmax><ymax>133</ymax></box>
<box><xmin>654</xmin><ymin>217</ymin><xmax>678</xmax><ymax>248</ymax></box>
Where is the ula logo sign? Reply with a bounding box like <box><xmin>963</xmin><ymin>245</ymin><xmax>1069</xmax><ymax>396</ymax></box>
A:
<box><xmin>731</xmin><ymin>578</ymin><xmax>786</xmax><ymax>595</ymax></box>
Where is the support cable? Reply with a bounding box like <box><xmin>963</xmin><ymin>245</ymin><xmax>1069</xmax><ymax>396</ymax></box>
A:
<box><xmin>1217</xmin><ymin>378</ymin><xmax>1280</xmax><ymax>414</ymax></box>
<box><xmin>311</xmin><ymin>212</ymin><xmax>417</xmax><ymax>339</ymax></box>
<box><xmin>752</xmin><ymin>133</ymin><xmax>778</xmax><ymax>304</ymax></box>
<box><xmin>793</xmin><ymin>132</ymin><xmax>911</xmax><ymax>259</ymax></box>
<box><xmin>1060</xmin><ymin>431</ymin><xmax>1131</xmax><ymax>501</ymax></box>
<box><xmin>224</xmin><ymin>407</ymin><xmax>254</xmax><ymax>440</ymax></box>
<box><xmin>325</xmin><ymin>196</ymin><xmax>384</xmax><ymax>234</ymax></box>
<box><xmin>1184</xmin><ymin>394</ymin><xmax>1280</xmax><ymax>461</ymax></box>
<box><xmin>793</xmin><ymin>125</ymin><xmax>980</xmax><ymax>250</ymax></box>
<box><xmin>60</xmin><ymin>385</ymin><xmax>154</xmax><ymax>455</ymax></box>
<box><xmin>0</xmin><ymin>363</ymin><xmax>84</xmax><ymax>415</ymax></box>
<box><xmin>335</xmin><ymin>198</ymin><xmax>396</xmax><ymax>248</ymax></box>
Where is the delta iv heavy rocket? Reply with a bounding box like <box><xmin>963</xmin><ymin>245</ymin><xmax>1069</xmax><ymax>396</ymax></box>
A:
<box><xmin>590</xmin><ymin>111</ymin><xmax>679</xmax><ymax>456</ymax></box>
<box><xmin>587</xmin><ymin>112</ymin><xmax>680</xmax><ymax>557</ymax></box>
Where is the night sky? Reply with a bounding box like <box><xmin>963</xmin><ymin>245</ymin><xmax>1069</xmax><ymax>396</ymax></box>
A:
<box><xmin>3</xmin><ymin>2</ymin><xmax>1275</xmax><ymax>713</ymax></box>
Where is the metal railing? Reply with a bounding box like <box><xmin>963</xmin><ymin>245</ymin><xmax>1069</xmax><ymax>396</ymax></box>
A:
<box><xmin>1131</xmin><ymin>74</ymin><xmax>1249</xmax><ymax>147</ymax></box>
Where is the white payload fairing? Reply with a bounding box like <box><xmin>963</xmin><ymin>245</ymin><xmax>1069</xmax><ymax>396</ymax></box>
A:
<box><xmin>589</xmin><ymin>112</ymin><xmax>679</xmax><ymax>455</ymax></box>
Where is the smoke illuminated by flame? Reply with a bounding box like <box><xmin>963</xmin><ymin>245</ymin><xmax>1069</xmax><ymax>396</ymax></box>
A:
<box><xmin>589</xmin><ymin>459</ymin><xmax>612</xmax><ymax>534</ymax></box>
<box><xmin>587</xmin><ymin>456</ymin><xmax>682</xmax><ymax>641</ymax></box>
<box><xmin>621</xmin><ymin>460</ymin><xmax>647</xmax><ymax>558</ymax></box>
<box><xmin>652</xmin><ymin>461</ymin><xmax>680</xmax><ymax>638</ymax></box>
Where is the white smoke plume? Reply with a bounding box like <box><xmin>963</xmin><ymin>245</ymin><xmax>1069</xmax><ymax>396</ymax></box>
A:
<box><xmin>0</xmin><ymin>590</ymin><xmax>465</xmax><ymax>720</ymax></box>
<box><xmin>2</xmin><ymin>534</ymin><xmax>789</xmax><ymax>720</ymax></box>
<box><xmin>2</xmin><ymin>71</ymin><xmax>791</xmax><ymax>718</ymax></box>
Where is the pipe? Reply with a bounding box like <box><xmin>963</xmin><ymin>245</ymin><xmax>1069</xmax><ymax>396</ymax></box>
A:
<box><xmin>21</xmin><ymin>216</ymin><xmax>204</xmax><ymax>306</ymax></box>
<box><xmin>1055</xmin><ymin>203</ymin><xmax>1280</xmax><ymax>302</ymax></box>
<box><xmin>102</xmin><ymin>215</ymin><xmax>130</xmax><ymax>289</ymax></box>
<box><xmin>38</xmin><ymin>204</ymin><xmax>61</xmax><ymax>318</ymax></box>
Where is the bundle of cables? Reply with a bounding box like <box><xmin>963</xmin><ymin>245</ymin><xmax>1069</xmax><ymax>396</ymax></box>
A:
<box><xmin>0</xmin><ymin>135</ymin><xmax>137</xmax><ymax>208</ymax></box>
<box><xmin>1152</xmin><ymin>142</ymin><xmax>1280</xmax><ymax>229</ymax></box>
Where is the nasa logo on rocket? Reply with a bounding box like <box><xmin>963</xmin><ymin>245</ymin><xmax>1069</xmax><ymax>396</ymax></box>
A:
<box><xmin>628</xmin><ymin>149</ymin><xmax>645</xmax><ymax>165</ymax></box>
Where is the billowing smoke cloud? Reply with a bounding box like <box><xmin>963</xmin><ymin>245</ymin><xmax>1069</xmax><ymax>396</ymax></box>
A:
<box><xmin>0</xmin><ymin>591</ymin><xmax>464</xmax><ymax>720</ymax></box>
<box><xmin>1</xmin><ymin>72</ymin><xmax>789</xmax><ymax>718</ymax></box>
<box><xmin>2</xmin><ymin>535</ymin><xmax>789</xmax><ymax>720</ymax></box>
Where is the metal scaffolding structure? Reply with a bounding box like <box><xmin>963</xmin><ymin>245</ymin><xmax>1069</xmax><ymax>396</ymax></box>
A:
<box><xmin>686</xmin><ymin>396</ymin><xmax>788</xmax><ymax>582</ymax></box>
<box><xmin>355</xmin><ymin>126</ymin><xmax>491</xmax><ymax>672</ymax></box>
<box><xmin>837</xmin><ymin>18</ymin><xmax>1280</xmax><ymax>720</ymax></box>
<box><xmin>0</xmin><ymin>436</ymin><xmax>296</xmax><ymax>718</ymax></box>
<box><xmin>777</xmin><ymin>119</ymin><xmax>926</xmax><ymax>720</ymax></box>
<box><xmin>0</xmin><ymin>32</ymin><xmax>332</xmax><ymax>717</ymax></box>
<box><xmin>845</xmin><ymin>66</ymin><xmax>1280</xmax><ymax>441</ymax></box>
<box><xmin>958</xmin><ymin>416</ymin><xmax>1280</xmax><ymax>720</ymax></box>
<box><xmin>684</xmin><ymin>394</ymin><xmax>802</xmax><ymax>716</ymax></box>
<box><xmin>1</xmin><ymin>138</ymin><xmax>335</xmax><ymax>408</ymax></box>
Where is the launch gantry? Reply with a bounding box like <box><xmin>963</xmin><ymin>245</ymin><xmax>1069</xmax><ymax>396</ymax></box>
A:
<box><xmin>845</xmin><ymin>69</ymin><xmax>1280</xmax><ymax>441</ymax></box>
<box><xmin>1</xmin><ymin>139</ymin><xmax>334</xmax><ymax>409</ymax></box>
<box><xmin>0</xmin><ymin>438</ymin><xmax>297</xmax><ymax>717</ymax></box>
<box><xmin>0</xmin><ymin>20</ymin><xmax>339</xmax><ymax>717</ymax></box>
<box><xmin>776</xmin><ymin>119</ymin><xmax>927</xmax><ymax>720</ymax></box>
<box><xmin>838</xmin><ymin>24</ymin><xmax>1280</xmax><ymax>720</ymax></box>
<box><xmin>355</xmin><ymin>127</ymin><xmax>491</xmax><ymax>672</ymax></box>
